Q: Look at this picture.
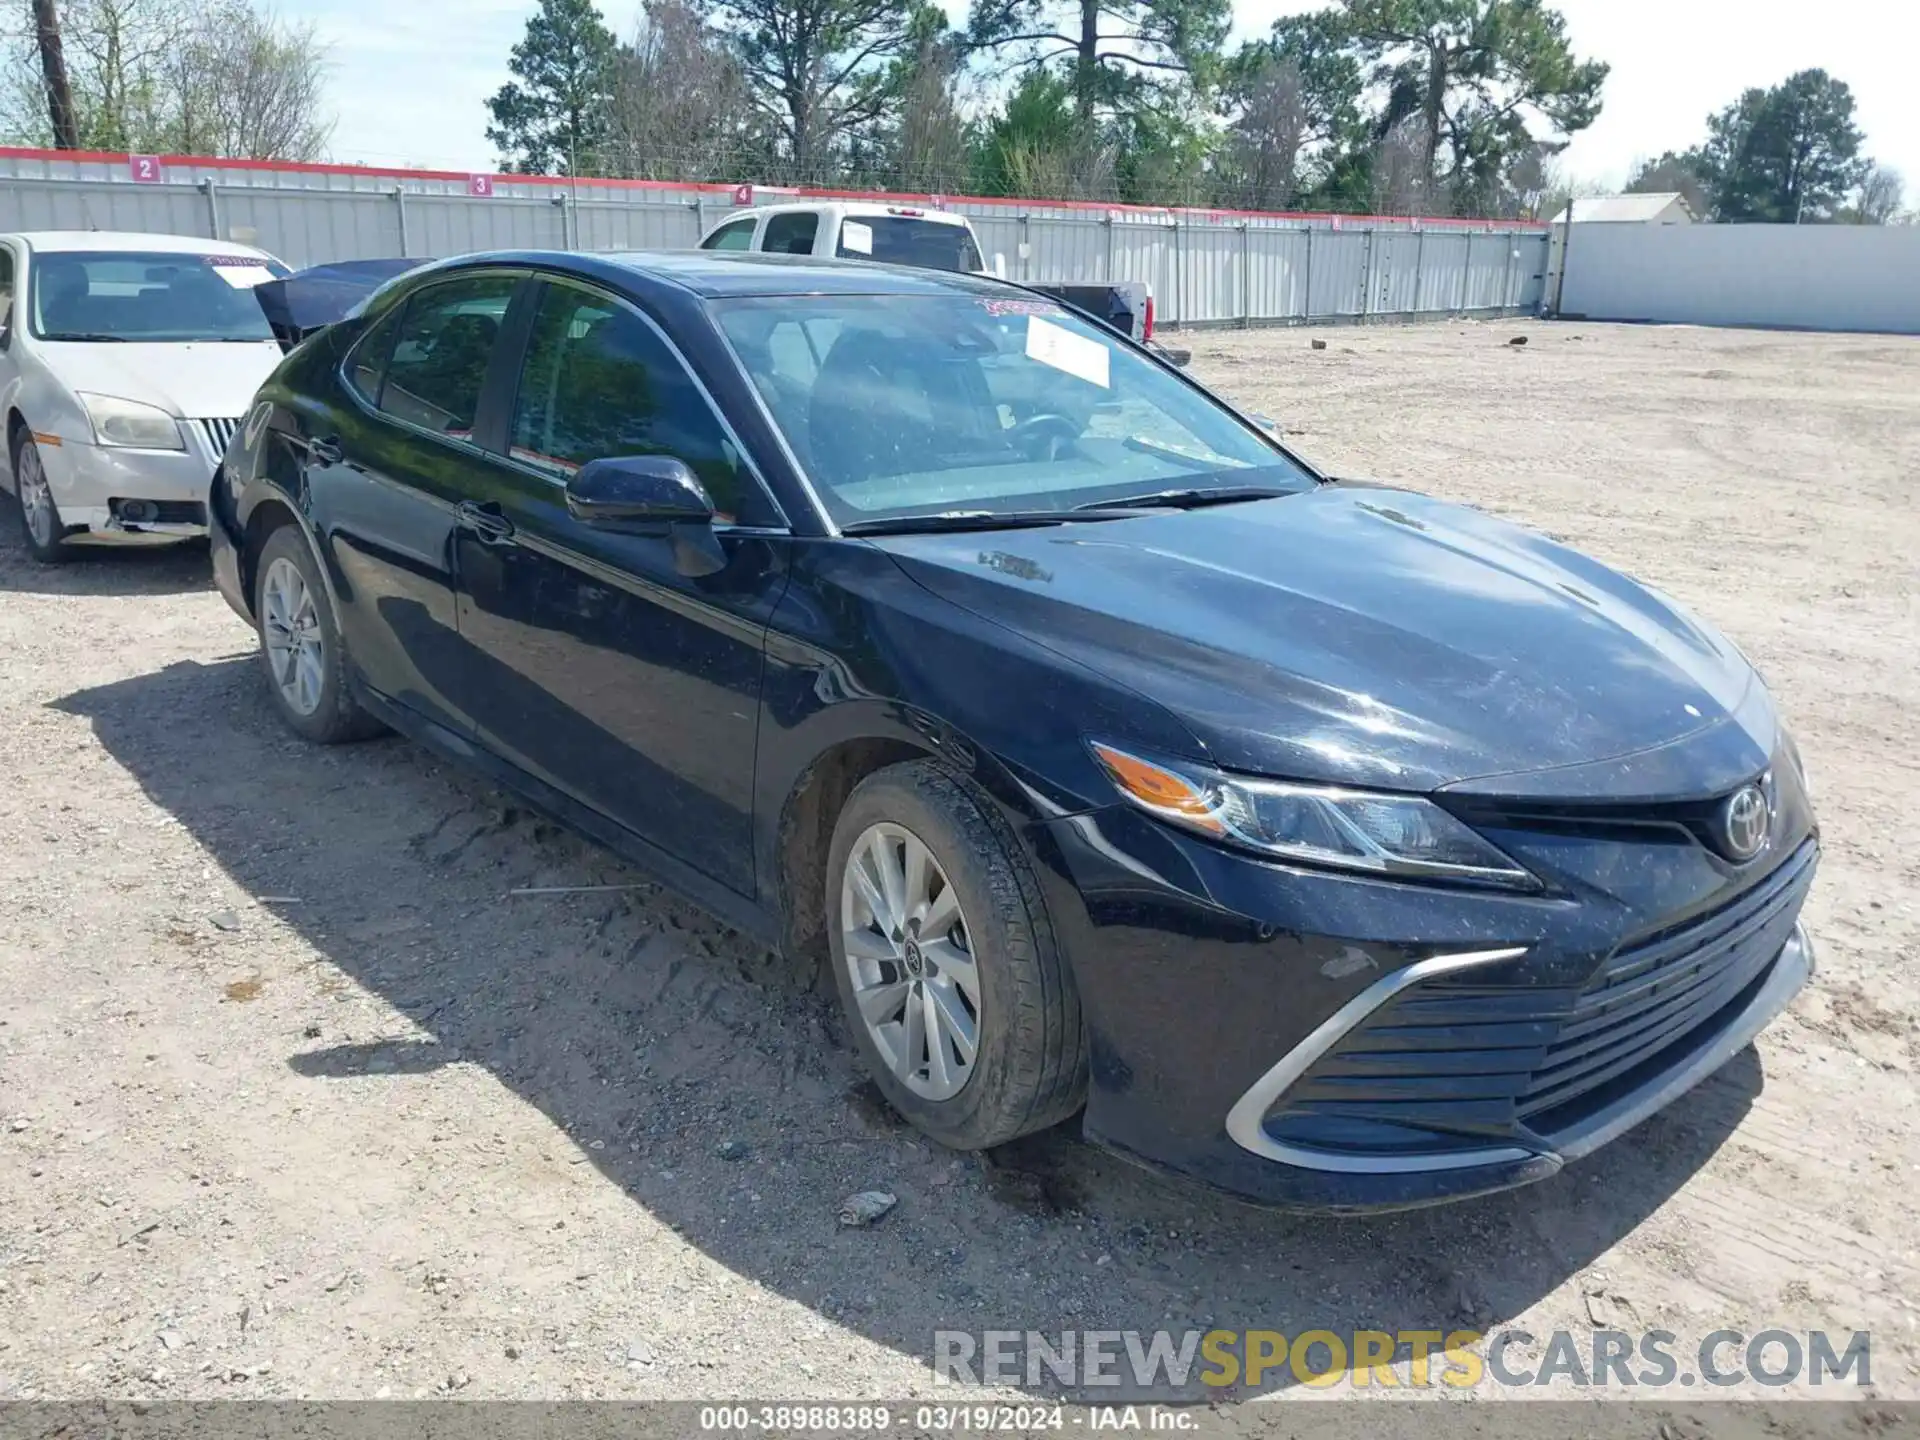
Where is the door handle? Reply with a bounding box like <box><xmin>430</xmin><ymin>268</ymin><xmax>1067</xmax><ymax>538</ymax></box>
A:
<box><xmin>457</xmin><ymin>500</ymin><xmax>515</xmax><ymax>542</ymax></box>
<box><xmin>308</xmin><ymin>434</ymin><xmax>343</xmax><ymax>467</ymax></box>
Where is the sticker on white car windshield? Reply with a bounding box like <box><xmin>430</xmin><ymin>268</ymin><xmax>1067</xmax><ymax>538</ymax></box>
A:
<box><xmin>840</xmin><ymin>221</ymin><xmax>873</xmax><ymax>255</ymax></box>
<box><xmin>1025</xmin><ymin>315</ymin><xmax>1110</xmax><ymax>389</ymax></box>
<box><xmin>207</xmin><ymin>259</ymin><xmax>276</xmax><ymax>289</ymax></box>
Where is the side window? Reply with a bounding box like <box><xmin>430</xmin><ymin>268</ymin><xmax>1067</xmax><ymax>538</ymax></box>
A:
<box><xmin>701</xmin><ymin>219</ymin><xmax>755</xmax><ymax>252</ymax></box>
<box><xmin>761</xmin><ymin>212</ymin><xmax>819</xmax><ymax>256</ymax></box>
<box><xmin>343</xmin><ymin>306</ymin><xmax>403</xmax><ymax>406</ymax></box>
<box><xmin>509</xmin><ymin>284</ymin><xmax>761</xmax><ymax>524</ymax></box>
<box><xmin>0</xmin><ymin>247</ymin><xmax>13</xmax><ymax>330</ymax></box>
<box><xmin>377</xmin><ymin>275</ymin><xmax>517</xmax><ymax>440</ymax></box>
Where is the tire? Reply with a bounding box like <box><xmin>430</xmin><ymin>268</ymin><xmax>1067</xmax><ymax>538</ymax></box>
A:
<box><xmin>252</xmin><ymin>524</ymin><xmax>384</xmax><ymax>744</ymax></box>
<box><xmin>826</xmin><ymin>759</ymin><xmax>1087</xmax><ymax>1151</ymax></box>
<box><xmin>10</xmin><ymin>431</ymin><xmax>73</xmax><ymax>564</ymax></box>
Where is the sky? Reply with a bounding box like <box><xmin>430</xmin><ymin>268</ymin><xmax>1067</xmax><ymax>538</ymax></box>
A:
<box><xmin>280</xmin><ymin>0</ymin><xmax>1920</xmax><ymax>196</ymax></box>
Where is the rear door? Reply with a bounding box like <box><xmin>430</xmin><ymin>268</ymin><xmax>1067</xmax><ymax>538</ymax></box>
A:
<box><xmin>452</xmin><ymin>276</ymin><xmax>790</xmax><ymax>895</ymax></box>
<box><xmin>313</xmin><ymin>270</ymin><xmax>524</xmax><ymax>737</ymax></box>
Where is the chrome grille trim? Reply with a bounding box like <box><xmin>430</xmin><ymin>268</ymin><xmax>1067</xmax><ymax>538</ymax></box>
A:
<box><xmin>190</xmin><ymin>416</ymin><xmax>243</xmax><ymax>463</ymax></box>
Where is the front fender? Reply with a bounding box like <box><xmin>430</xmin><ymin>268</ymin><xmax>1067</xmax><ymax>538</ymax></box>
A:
<box><xmin>751</xmin><ymin>538</ymin><xmax>1206</xmax><ymax>953</ymax></box>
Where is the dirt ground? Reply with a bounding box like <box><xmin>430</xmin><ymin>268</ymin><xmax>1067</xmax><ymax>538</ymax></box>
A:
<box><xmin>1</xmin><ymin>320</ymin><xmax>1916</xmax><ymax>1408</ymax></box>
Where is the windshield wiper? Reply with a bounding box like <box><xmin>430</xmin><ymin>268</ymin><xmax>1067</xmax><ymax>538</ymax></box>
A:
<box><xmin>842</xmin><ymin>508</ymin><xmax>1142</xmax><ymax>536</ymax></box>
<box><xmin>1075</xmin><ymin>484</ymin><xmax>1296</xmax><ymax>513</ymax></box>
<box><xmin>40</xmin><ymin>332</ymin><xmax>129</xmax><ymax>342</ymax></box>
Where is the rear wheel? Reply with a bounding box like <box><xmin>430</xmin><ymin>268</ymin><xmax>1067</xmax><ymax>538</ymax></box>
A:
<box><xmin>10</xmin><ymin>433</ymin><xmax>71</xmax><ymax>563</ymax></box>
<box><xmin>826</xmin><ymin>760</ymin><xmax>1087</xmax><ymax>1151</ymax></box>
<box><xmin>253</xmin><ymin>525</ymin><xmax>383</xmax><ymax>744</ymax></box>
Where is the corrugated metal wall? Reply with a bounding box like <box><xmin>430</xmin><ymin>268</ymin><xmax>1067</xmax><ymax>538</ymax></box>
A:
<box><xmin>0</xmin><ymin>150</ymin><xmax>1551</xmax><ymax>326</ymax></box>
<box><xmin>1558</xmin><ymin>222</ymin><xmax>1920</xmax><ymax>335</ymax></box>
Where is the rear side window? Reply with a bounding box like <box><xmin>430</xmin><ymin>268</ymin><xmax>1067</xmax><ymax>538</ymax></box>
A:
<box><xmin>509</xmin><ymin>282</ymin><xmax>768</xmax><ymax>525</ymax></box>
<box><xmin>0</xmin><ymin>246</ymin><xmax>13</xmax><ymax>330</ymax></box>
<box><xmin>701</xmin><ymin>218</ymin><xmax>755</xmax><ymax>251</ymax></box>
<box><xmin>761</xmin><ymin>212</ymin><xmax>819</xmax><ymax>256</ymax></box>
<box><xmin>377</xmin><ymin>275</ymin><xmax>517</xmax><ymax>440</ymax></box>
<box><xmin>344</xmin><ymin>307</ymin><xmax>403</xmax><ymax>406</ymax></box>
<box><xmin>838</xmin><ymin>217</ymin><xmax>982</xmax><ymax>272</ymax></box>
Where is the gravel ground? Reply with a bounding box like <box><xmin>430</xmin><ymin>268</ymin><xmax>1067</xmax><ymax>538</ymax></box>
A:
<box><xmin>1</xmin><ymin>319</ymin><xmax>1916</xmax><ymax>1406</ymax></box>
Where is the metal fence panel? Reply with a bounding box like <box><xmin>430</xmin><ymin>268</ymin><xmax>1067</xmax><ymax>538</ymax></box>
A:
<box><xmin>0</xmin><ymin>176</ymin><xmax>212</xmax><ymax>238</ymax></box>
<box><xmin>0</xmin><ymin>151</ymin><xmax>1546</xmax><ymax>327</ymax></box>
<box><xmin>1306</xmin><ymin>229</ymin><xmax>1368</xmax><ymax>317</ymax></box>
<box><xmin>213</xmin><ymin>186</ymin><xmax>401</xmax><ymax>267</ymax></box>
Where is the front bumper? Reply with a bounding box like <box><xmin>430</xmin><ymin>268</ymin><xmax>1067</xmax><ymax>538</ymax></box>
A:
<box><xmin>207</xmin><ymin>475</ymin><xmax>252</xmax><ymax>624</ymax></box>
<box><xmin>34</xmin><ymin>435</ymin><xmax>215</xmax><ymax>540</ymax></box>
<box><xmin>1029</xmin><ymin>803</ymin><xmax>1817</xmax><ymax>1212</ymax></box>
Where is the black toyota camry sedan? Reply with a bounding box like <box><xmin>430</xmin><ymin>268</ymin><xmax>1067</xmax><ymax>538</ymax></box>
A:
<box><xmin>208</xmin><ymin>250</ymin><xmax>1817</xmax><ymax>1211</ymax></box>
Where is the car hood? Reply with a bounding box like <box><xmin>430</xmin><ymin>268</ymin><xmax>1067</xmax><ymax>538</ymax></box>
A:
<box><xmin>875</xmin><ymin>485</ymin><xmax>1776</xmax><ymax>800</ymax></box>
<box><xmin>38</xmin><ymin>339</ymin><xmax>282</xmax><ymax>419</ymax></box>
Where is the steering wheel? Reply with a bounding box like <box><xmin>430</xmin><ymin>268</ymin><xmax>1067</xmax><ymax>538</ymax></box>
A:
<box><xmin>1007</xmin><ymin>412</ymin><xmax>1080</xmax><ymax>461</ymax></box>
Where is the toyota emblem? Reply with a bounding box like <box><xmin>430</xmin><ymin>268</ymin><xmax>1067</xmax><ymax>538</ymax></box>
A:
<box><xmin>1719</xmin><ymin>780</ymin><xmax>1772</xmax><ymax>862</ymax></box>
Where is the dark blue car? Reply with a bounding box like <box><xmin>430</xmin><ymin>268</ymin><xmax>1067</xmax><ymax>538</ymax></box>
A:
<box><xmin>209</xmin><ymin>250</ymin><xmax>1817</xmax><ymax>1211</ymax></box>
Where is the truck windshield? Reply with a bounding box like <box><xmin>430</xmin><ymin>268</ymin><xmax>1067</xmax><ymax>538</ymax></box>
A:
<box><xmin>716</xmin><ymin>293</ymin><xmax>1314</xmax><ymax>527</ymax></box>
<box><xmin>31</xmin><ymin>250</ymin><xmax>286</xmax><ymax>343</ymax></box>
<box><xmin>838</xmin><ymin>217</ymin><xmax>983</xmax><ymax>273</ymax></box>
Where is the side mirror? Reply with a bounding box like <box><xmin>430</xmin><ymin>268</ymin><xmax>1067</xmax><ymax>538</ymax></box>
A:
<box><xmin>564</xmin><ymin>454</ymin><xmax>725</xmax><ymax>577</ymax></box>
<box><xmin>1246</xmin><ymin>412</ymin><xmax>1282</xmax><ymax>437</ymax></box>
<box><xmin>566</xmin><ymin>454</ymin><xmax>714</xmax><ymax>525</ymax></box>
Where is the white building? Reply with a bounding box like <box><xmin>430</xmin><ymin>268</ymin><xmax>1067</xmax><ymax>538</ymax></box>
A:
<box><xmin>1550</xmin><ymin>192</ymin><xmax>1698</xmax><ymax>226</ymax></box>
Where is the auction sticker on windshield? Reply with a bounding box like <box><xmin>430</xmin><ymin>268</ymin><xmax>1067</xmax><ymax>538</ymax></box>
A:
<box><xmin>1026</xmin><ymin>314</ymin><xmax>1110</xmax><ymax>388</ymax></box>
<box><xmin>841</xmin><ymin>220</ymin><xmax>874</xmax><ymax>255</ymax></box>
<box><xmin>208</xmin><ymin>256</ymin><xmax>277</xmax><ymax>289</ymax></box>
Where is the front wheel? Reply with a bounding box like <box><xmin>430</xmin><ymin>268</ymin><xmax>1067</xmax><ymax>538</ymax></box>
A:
<box><xmin>826</xmin><ymin>760</ymin><xmax>1087</xmax><ymax>1151</ymax></box>
<box><xmin>253</xmin><ymin>525</ymin><xmax>384</xmax><ymax>744</ymax></box>
<box><xmin>11</xmin><ymin>433</ymin><xmax>72</xmax><ymax>563</ymax></box>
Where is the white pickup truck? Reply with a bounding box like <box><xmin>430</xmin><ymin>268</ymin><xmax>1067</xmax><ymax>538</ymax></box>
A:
<box><xmin>697</xmin><ymin>200</ymin><xmax>1188</xmax><ymax>364</ymax></box>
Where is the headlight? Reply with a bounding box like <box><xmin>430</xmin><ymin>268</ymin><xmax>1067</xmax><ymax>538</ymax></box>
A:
<box><xmin>1089</xmin><ymin>741</ymin><xmax>1538</xmax><ymax>889</ymax></box>
<box><xmin>77</xmin><ymin>392</ymin><xmax>185</xmax><ymax>450</ymax></box>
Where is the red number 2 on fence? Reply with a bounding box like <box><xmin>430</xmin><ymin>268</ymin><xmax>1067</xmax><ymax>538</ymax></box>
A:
<box><xmin>129</xmin><ymin>155</ymin><xmax>162</xmax><ymax>183</ymax></box>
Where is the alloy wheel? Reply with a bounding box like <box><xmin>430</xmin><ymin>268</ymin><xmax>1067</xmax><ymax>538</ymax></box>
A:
<box><xmin>16</xmin><ymin>442</ymin><xmax>55</xmax><ymax>547</ymax></box>
<box><xmin>840</xmin><ymin>821</ymin><xmax>982</xmax><ymax>1101</ymax></box>
<box><xmin>261</xmin><ymin>556</ymin><xmax>325</xmax><ymax>717</ymax></box>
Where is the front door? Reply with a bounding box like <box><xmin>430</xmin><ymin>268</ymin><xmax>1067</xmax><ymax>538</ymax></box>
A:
<box><xmin>312</xmin><ymin>271</ymin><xmax>523</xmax><ymax>738</ymax></box>
<box><xmin>453</xmin><ymin>278</ymin><xmax>789</xmax><ymax>896</ymax></box>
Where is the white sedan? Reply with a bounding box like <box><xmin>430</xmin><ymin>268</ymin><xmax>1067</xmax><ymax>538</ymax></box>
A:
<box><xmin>0</xmin><ymin>231</ymin><xmax>289</xmax><ymax>562</ymax></box>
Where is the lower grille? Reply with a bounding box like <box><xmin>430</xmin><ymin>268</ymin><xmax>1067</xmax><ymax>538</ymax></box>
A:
<box><xmin>1260</xmin><ymin>840</ymin><xmax>1817</xmax><ymax>1153</ymax></box>
<box><xmin>1518</xmin><ymin>842</ymin><xmax>1814</xmax><ymax>1126</ymax></box>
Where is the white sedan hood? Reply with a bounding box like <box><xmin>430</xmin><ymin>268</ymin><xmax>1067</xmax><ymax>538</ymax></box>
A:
<box><xmin>40</xmin><ymin>339</ymin><xmax>282</xmax><ymax>419</ymax></box>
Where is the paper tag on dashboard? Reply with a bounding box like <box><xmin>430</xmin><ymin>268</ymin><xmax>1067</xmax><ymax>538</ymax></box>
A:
<box><xmin>211</xmin><ymin>264</ymin><xmax>276</xmax><ymax>289</ymax></box>
<box><xmin>1025</xmin><ymin>315</ymin><xmax>1110</xmax><ymax>388</ymax></box>
<box><xmin>840</xmin><ymin>221</ymin><xmax>873</xmax><ymax>255</ymax></box>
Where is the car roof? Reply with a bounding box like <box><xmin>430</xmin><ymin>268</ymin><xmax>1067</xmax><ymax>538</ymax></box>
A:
<box><xmin>5</xmin><ymin>230</ymin><xmax>274</xmax><ymax>259</ymax></box>
<box><xmin>440</xmin><ymin>249</ymin><xmax>1009</xmax><ymax>301</ymax></box>
<box><xmin>716</xmin><ymin>201</ymin><xmax>970</xmax><ymax>226</ymax></box>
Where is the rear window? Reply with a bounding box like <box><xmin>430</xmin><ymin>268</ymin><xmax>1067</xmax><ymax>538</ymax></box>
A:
<box><xmin>837</xmin><ymin>217</ymin><xmax>982</xmax><ymax>273</ymax></box>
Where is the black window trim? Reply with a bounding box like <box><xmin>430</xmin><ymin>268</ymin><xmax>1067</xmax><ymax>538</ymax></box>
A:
<box><xmin>337</xmin><ymin>266</ymin><xmax>532</xmax><ymax>459</ymax></box>
<box><xmin>492</xmin><ymin>271</ymin><xmax>791</xmax><ymax>533</ymax></box>
<box><xmin>339</xmin><ymin>301</ymin><xmax>406</xmax><ymax>409</ymax></box>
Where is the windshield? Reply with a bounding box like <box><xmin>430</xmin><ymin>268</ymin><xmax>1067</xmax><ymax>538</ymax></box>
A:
<box><xmin>837</xmin><ymin>217</ymin><xmax>984</xmax><ymax>273</ymax></box>
<box><xmin>716</xmin><ymin>293</ymin><xmax>1313</xmax><ymax>525</ymax></box>
<box><xmin>30</xmin><ymin>250</ymin><xmax>286</xmax><ymax>342</ymax></box>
